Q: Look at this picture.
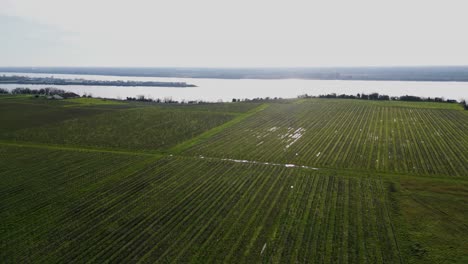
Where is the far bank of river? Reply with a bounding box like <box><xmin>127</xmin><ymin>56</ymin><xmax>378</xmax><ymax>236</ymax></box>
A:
<box><xmin>1</xmin><ymin>72</ymin><xmax>467</xmax><ymax>102</ymax></box>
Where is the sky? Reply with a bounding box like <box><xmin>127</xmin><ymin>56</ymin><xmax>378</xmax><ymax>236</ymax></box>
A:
<box><xmin>1</xmin><ymin>0</ymin><xmax>468</xmax><ymax>67</ymax></box>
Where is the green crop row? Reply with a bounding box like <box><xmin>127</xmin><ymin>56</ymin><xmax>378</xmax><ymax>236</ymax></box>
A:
<box><xmin>0</xmin><ymin>145</ymin><xmax>401</xmax><ymax>263</ymax></box>
<box><xmin>185</xmin><ymin>100</ymin><xmax>468</xmax><ymax>177</ymax></box>
<box><xmin>3</xmin><ymin>107</ymin><xmax>237</xmax><ymax>152</ymax></box>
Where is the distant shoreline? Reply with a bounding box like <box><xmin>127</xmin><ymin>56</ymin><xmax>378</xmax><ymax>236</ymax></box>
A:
<box><xmin>0</xmin><ymin>75</ymin><xmax>196</xmax><ymax>88</ymax></box>
<box><xmin>1</xmin><ymin>66</ymin><xmax>468</xmax><ymax>82</ymax></box>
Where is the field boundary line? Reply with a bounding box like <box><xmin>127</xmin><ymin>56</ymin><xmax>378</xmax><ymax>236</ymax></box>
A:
<box><xmin>169</xmin><ymin>103</ymin><xmax>269</xmax><ymax>153</ymax></box>
<box><xmin>0</xmin><ymin>140</ymin><xmax>159</xmax><ymax>157</ymax></box>
<box><xmin>177</xmin><ymin>154</ymin><xmax>468</xmax><ymax>184</ymax></box>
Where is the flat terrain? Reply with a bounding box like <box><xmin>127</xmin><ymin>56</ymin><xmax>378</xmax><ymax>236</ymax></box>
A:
<box><xmin>185</xmin><ymin>99</ymin><xmax>467</xmax><ymax>177</ymax></box>
<box><xmin>1</xmin><ymin>95</ymin><xmax>467</xmax><ymax>263</ymax></box>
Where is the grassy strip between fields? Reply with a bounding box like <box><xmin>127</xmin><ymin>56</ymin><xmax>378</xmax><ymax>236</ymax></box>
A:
<box><xmin>63</xmin><ymin>97</ymin><xmax>127</xmax><ymax>107</ymax></box>
<box><xmin>0</xmin><ymin>140</ymin><xmax>160</xmax><ymax>157</ymax></box>
<box><xmin>168</xmin><ymin>103</ymin><xmax>270</xmax><ymax>154</ymax></box>
<box><xmin>2</xmin><ymin>138</ymin><xmax>465</xmax><ymax>185</ymax></box>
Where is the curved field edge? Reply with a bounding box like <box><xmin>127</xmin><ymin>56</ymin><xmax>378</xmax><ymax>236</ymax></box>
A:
<box><xmin>169</xmin><ymin>103</ymin><xmax>269</xmax><ymax>154</ymax></box>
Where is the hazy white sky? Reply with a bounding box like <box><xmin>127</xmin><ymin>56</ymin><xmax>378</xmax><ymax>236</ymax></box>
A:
<box><xmin>1</xmin><ymin>0</ymin><xmax>467</xmax><ymax>67</ymax></box>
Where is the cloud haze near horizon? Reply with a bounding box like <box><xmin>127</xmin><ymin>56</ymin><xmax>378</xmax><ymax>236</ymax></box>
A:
<box><xmin>1</xmin><ymin>0</ymin><xmax>467</xmax><ymax>67</ymax></box>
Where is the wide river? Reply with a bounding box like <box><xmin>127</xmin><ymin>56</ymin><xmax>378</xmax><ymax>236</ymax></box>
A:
<box><xmin>1</xmin><ymin>72</ymin><xmax>467</xmax><ymax>102</ymax></box>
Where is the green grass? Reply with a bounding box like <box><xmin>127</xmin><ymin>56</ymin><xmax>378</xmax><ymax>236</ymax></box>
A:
<box><xmin>0</xmin><ymin>94</ymin><xmax>31</xmax><ymax>100</ymax></box>
<box><xmin>65</xmin><ymin>97</ymin><xmax>125</xmax><ymax>105</ymax></box>
<box><xmin>0</xmin><ymin>101</ymin><xmax>106</xmax><ymax>133</ymax></box>
<box><xmin>4</xmin><ymin>107</ymin><xmax>238</xmax><ymax>152</ymax></box>
<box><xmin>0</xmin><ymin>145</ymin><xmax>401</xmax><ymax>263</ymax></box>
<box><xmin>0</xmin><ymin>145</ymin><xmax>156</xmax><ymax>262</ymax></box>
<box><xmin>155</xmin><ymin>101</ymin><xmax>265</xmax><ymax>113</ymax></box>
<box><xmin>390</xmin><ymin>177</ymin><xmax>468</xmax><ymax>263</ymax></box>
<box><xmin>1</xmin><ymin>97</ymin><xmax>467</xmax><ymax>263</ymax></box>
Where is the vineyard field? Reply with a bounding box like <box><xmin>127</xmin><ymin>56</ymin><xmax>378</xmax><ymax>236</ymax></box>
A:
<box><xmin>1</xmin><ymin>96</ymin><xmax>467</xmax><ymax>263</ymax></box>
<box><xmin>184</xmin><ymin>99</ymin><xmax>468</xmax><ymax>177</ymax></box>
<box><xmin>0</xmin><ymin>100</ymin><xmax>105</xmax><ymax>133</ymax></box>
<box><xmin>1</xmin><ymin>145</ymin><xmax>401</xmax><ymax>263</ymax></box>
<box><xmin>1</xmin><ymin>97</ymin><xmax>264</xmax><ymax>152</ymax></box>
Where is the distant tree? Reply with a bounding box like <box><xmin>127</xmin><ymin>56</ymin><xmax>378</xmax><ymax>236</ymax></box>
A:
<box><xmin>400</xmin><ymin>95</ymin><xmax>422</xmax><ymax>102</ymax></box>
<box><xmin>368</xmin><ymin>93</ymin><xmax>379</xmax><ymax>100</ymax></box>
<box><xmin>461</xmin><ymin>100</ymin><xmax>468</xmax><ymax>110</ymax></box>
<box><xmin>378</xmin><ymin>94</ymin><xmax>390</xmax><ymax>100</ymax></box>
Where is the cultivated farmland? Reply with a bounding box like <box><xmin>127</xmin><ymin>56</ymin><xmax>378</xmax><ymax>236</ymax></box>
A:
<box><xmin>185</xmin><ymin>99</ymin><xmax>468</xmax><ymax>177</ymax></box>
<box><xmin>1</xmin><ymin>96</ymin><xmax>467</xmax><ymax>263</ymax></box>
<box><xmin>0</xmin><ymin>97</ymin><xmax>262</xmax><ymax>151</ymax></box>
<box><xmin>6</xmin><ymin>108</ymin><xmax>236</xmax><ymax>151</ymax></box>
<box><xmin>1</xmin><ymin>145</ymin><xmax>401</xmax><ymax>263</ymax></box>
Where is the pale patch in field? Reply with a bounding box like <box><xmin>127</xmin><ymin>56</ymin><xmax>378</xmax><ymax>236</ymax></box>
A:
<box><xmin>261</xmin><ymin>243</ymin><xmax>267</xmax><ymax>255</ymax></box>
<box><xmin>219</xmin><ymin>158</ymin><xmax>319</xmax><ymax>170</ymax></box>
<box><xmin>254</xmin><ymin>126</ymin><xmax>279</xmax><ymax>143</ymax></box>
<box><xmin>281</xmin><ymin>127</ymin><xmax>306</xmax><ymax>149</ymax></box>
<box><xmin>316</xmin><ymin>152</ymin><xmax>321</xmax><ymax>157</ymax></box>
<box><xmin>256</xmin><ymin>141</ymin><xmax>264</xmax><ymax>146</ymax></box>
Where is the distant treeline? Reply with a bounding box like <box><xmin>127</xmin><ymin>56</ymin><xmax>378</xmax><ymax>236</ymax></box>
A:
<box><xmin>0</xmin><ymin>75</ymin><xmax>196</xmax><ymax>87</ymax></box>
<box><xmin>298</xmin><ymin>92</ymin><xmax>467</xmax><ymax>109</ymax></box>
<box><xmin>126</xmin><ymin>95</ymin><xmax>284</xmax><ymax>104</ymax></box>
<box><xmin>0</xmin><ymin>87</ymin><xmax>68</xmax><ymax>95</ymax></box>
<box><xmin>299</xmin><ymin>92</ymin><xmax>458</xmax><ymax>102</ymax></box>
<box><xmin>3</xmin><ymin>87</ymin><xmax>466</xmax><ymax>109</ymax></box>
<box><xmin>0</xmin><ymin>87</ymin><xmax>82</xmax><ymax>99</ymax></box>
